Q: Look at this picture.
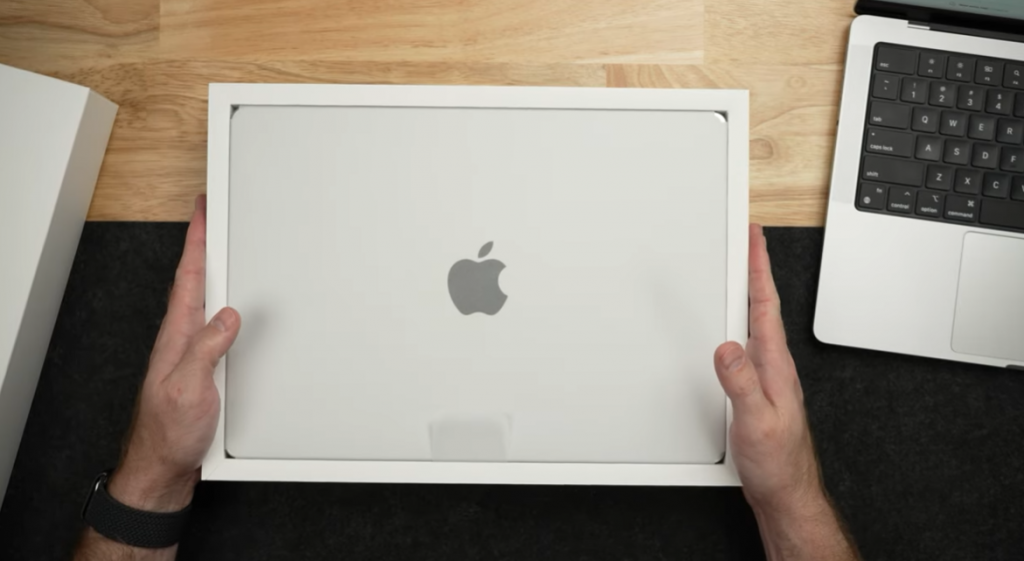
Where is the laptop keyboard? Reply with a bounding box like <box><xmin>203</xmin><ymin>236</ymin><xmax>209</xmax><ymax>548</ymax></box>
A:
<box><xmin>859</xmin><ymin>43</ymin><xmax>1024</xmax><ymax>233</ymax></box>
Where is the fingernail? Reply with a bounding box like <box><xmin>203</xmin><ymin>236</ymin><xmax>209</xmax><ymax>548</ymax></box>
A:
<box><xmin>211</xmin><ymin>310</ymin><xmax>227</xmax><ymax>332</ymax></box>
<box><xmin>724</xmin><ymin>347</ymin><xmax>746</xmax><ymax>373</ymax></box>
<box><xmin>196</xmin><ymin>194</ymin><xmax>207</xmax><ymax>212</ymax></box>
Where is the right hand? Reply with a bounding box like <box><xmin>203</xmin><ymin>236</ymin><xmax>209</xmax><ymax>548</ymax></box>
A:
<box><xmin>713</xmin><ymin>224</ymin><xmax>824</xmax><ymax>516</ymax></box>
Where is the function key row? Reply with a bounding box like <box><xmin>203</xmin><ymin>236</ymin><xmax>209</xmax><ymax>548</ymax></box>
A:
<box><xmin>876</xmin><ymin>45</ymin><xmax>1024</xmax><ymax>89</ymax></box>
<box><xmin>872</xmin><ymin>75</ymin><xmax>1023</xmax><ymax>116</ymax></box>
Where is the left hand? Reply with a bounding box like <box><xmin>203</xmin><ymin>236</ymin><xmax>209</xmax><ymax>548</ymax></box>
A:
<box><xmin>107</xmin><ymin>195</ymin><xmax>241</xmax><ymax>511</ymax></box>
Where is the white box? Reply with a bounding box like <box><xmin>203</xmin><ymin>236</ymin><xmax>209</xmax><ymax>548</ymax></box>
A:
<box><xmin>203</xmin><ymin>84</ymin><xmax>748</xmax><ymax>486</ymax></box>
<box><xmin>0</xmin><ymin>64</ymin><xmax>118</xmax><ymax>504</ymax></box>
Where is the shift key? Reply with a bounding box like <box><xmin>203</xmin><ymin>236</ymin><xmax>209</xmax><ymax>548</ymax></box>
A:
<box><xmin>862</xmin><ymin>155</ymin><xmax>924</xmax><ymax>186</ymax></box>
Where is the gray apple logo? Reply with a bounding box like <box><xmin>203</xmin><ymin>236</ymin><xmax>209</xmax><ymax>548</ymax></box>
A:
<box><xmin>447</xmin><ymin>241</ymin><xmax>508</xmax><ymax>315</ymax></box>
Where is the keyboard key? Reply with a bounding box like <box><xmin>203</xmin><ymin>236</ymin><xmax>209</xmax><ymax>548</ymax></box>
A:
<box><xmin>948</xmin><ymin>56</ymin><xmax>975</xmax><ymax>82</ymax></box>
<box><xmin>973</xmin><ymin>145</ymin><xmax>999</xmax><ymax>169</ymax></box>
<box><xmin>916</xmin><ymin>190</ymin><xmax>944</xmax><ymax>217</ymax></box>
<box><xmin>901</xmin><ymin>78</ymin><xmax>928</xmax><ymax>104</ymax></box>
<box><xmin>998</xmin><ymin>119</ymin><xmax>1023</xmax><ymax>145</ymax></box>
<box><xmin>945</xmin><ymin>195</ymin><xmax>978</xmax><ymax>222</ymax></box>
<box><xmin>926</xmin><ymin>165</ymin><xmax>953</xmax><ymax>190</ymax></box>
<box><xmin>858</xmin><ymin>183</ymin><xmax>887</xmax><ymax>210</ymax></box>
<box><xmin>1007</xmin><ymin>64</ymin><xmax>1024</xmax><ymax>90</ymax></box>
<box><xmin>877</xmin><ymin>46</ymin><xmax>917</xmax><ymax>75</ymax></box>
<box><xmin>1002</xmin><ymin>147</ymin><xmax>1024</xmax><ymax>173</ymax></box>
<box><xmin>958</xmin><ymin>86</ymin><xmax>985</xmax><ymax>111</ymax></box>
<box><xmin>866</xmin><ymin>128</ymin><xmax>914</xmax><ymax>158</ymax></box>
<box><xmin>870</xmin><ymin>101</ymin><xmax>912</xmax><ymax>129</ymax></box>
<box><xmin>863</xmin><ymin>155</ymin><xmax>924</xmax><ymax>186</ymax></box>
<box><xmin>944</xmin><ymin>139</ymin><xmax>971</xmax><ymax>165</ymax></box>
<box><xmin>912</xmin><ymin>106</ymin><xmax>940</xmax><ymax>133</ymax></box>
<box><xmin>968</xmin><ymin>115</ymin><xmax>996</xmax><ymax>141</ymax></box>
<box><xmin>919</xmin><ymin>53</ymin><xmax>946</xmax><ymax>78</ymax></box>
<box><xmin>929</xmin><ymin>82</ymin><xmax>957</xmax><ymax>107</ymax></box>
<box><xmin>980</xmin><ymin>199</ymin><xmax>1024</xmax><ymax>229</ymax></box>
<box><xmin>860</xmin><ymin>47</ymin><xmax>1024</xmax><ymax>232</ymax></box>
<box><xmin>987</xmin><ymin>90</ymin><xmax>1013</xmax><ymax>116</ymax></box>
<box><xmin>940</xmin><ymin>111</ymin><xmax>968</xmax><ymax>136</ymax></box>
<box><xmin>976</xmin><ymin>60</ymin><xmax>1004</xmax><ymax>85</ymax></box>
<box><xmin>873</xmin><ymin>74</ymin><xmax>900</xmax><ymax>100</ymax></box>
<box><xmin>915</xmin><ymin>137</ymin><xmax>942</xmax><ymax>161</ymax></box>
<box><xmin>887</xmin><ymin>186</ymin><xmax>914</xmax><ymax>213</ymax></box>
<box><xmin>983</xmin><ymin>173</ymin><xmax>1011</xmax><ymax>199</ymax></box>
<box><xmin>955</xmin><ymin>168</ymin><xmax>983</xmax><ymax>194</ymax></box>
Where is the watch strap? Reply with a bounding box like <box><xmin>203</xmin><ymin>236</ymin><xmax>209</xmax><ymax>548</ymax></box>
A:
<box><xmin>82</xmin><ymin>471</ymin><xmax>191</xmax><ymax>549</ymax></box>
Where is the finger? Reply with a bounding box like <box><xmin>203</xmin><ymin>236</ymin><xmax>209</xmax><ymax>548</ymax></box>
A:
<box><xmin>166</xmin><ymin>195</ymin><xmax>208</xmax><ymax>329</ymax></box>
<box><xmin>180</xmin><ymin>307</ymin><xmax>241</xmax><ymax>376</ymax></box>
<box><xmin>748</xmin><ymin>224</ymin><xmax>787</xmax><ymax>348</ymax></box>
<box><xmin>151</xmin><ymin>196</ymin><xmax>209</xmax><ymax>371</ymax></box>
<box><xmin>714</xmin><ymin>342</ymin><xmax>767</xmax><ymax>413</ymax></box>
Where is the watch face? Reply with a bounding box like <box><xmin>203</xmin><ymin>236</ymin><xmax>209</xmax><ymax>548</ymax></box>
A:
<box><xmin>80</xmin><ymin>470</ymin><xmax>110</xmax><ymax>519</ymax></box>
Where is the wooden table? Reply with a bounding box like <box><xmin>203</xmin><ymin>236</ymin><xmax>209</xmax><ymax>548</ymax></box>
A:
<box><xmin>0</xmin><ymin>0</ymin><xmax>855</xmax><ymax>225</ymax></box>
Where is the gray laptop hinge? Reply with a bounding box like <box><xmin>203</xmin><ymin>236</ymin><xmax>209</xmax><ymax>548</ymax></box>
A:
<box><xmin>908</xmin><ymin>22</ymin><xmax>930</xmax><ymax>31</ymax></box>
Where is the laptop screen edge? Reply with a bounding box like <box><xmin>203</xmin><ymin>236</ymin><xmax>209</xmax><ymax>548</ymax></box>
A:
<box><xmin>856</xmin><ymin>0</ymin><xmax>1024</xmax><ymax>38</ymax></box>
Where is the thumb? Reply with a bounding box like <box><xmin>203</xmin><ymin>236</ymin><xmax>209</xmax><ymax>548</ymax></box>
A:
<box><xmin>714</xmin><ymin>342</ymin><xmax>766</xmax><ymax>413</ymax></box>
<box><xmin>186</xmin><ymin>307</ymin><xmax>241</xmax><ymax>372</ymax></box>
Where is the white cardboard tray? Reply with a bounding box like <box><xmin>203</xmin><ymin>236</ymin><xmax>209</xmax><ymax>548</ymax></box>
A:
<box><xmin>203</xmin><ymin>84</ymin><xmax>748</xmax><ymax>486</ymax></box>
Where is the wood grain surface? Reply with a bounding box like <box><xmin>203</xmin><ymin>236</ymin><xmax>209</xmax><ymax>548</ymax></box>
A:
<box><xmin>0</xmin><ymin>0</ymin><xmax>855</xmax><ymax>224</ymax></box>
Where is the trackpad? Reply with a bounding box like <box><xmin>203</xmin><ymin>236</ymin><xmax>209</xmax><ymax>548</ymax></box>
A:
<box><xmin>952</xmin><ymin>233</ymin><xmax>1024</xmax><ymax>363</ymax></box>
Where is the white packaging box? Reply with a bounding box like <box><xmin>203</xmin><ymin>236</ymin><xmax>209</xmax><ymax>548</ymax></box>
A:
<box><xmin>0</xmin><ymin>64</ymin><xmax>118</xmax><ymax>505</ymax></box>
<box><xmin>203</xmin><ymin>84</ymin><xmax>748</xmax><ymax>486</ymax></box>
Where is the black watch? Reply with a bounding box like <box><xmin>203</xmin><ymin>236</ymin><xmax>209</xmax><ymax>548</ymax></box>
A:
<box><xmin>81</xmin><ymin>471</ymin><xmax>192</xmax><ymax>549</ymax></box>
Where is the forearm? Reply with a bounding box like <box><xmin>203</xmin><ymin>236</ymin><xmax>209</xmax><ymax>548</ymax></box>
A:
<box><xmin>753</xmin><ymin>492</ymin><xmax>861</xmax><ymax>561</ymax></box>
<box><xmin>74</xmin><ymin>459</ymin><xmax>197</xmax><ymax>561</ymax></box>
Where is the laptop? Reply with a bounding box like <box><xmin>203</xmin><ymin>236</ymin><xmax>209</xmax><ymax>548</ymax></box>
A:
<box><xmin>816</xmin><ymin>1</ymin><xmax>1024</xmax><ymax>368</ymax></box>
<box><xmin>220</xmin><ymin>89</ymin><xmax>746</xmax><ymax>469</ymax></box>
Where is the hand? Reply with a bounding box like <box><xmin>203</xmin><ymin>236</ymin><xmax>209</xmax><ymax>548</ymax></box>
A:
<box><xmin>714</xmin><ymin>225</ymin><xmax>859</xmax><ymax>561</ymax></box>
<box><xmin>108</xmin><ymin>195</ymin><xmax>241</xmax><ymax>512</ymax></box>
<box><xmin>714</xmin><ymin>225</ymin><xmax>822</xmax><ymax>514</ymax></box>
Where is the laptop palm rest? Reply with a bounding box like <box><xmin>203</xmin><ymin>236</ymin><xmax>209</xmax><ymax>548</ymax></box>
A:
<box><xmin>952</xmin><ymin>233</ymin><xmax>1024</xmax><ymax>364</ymax></box>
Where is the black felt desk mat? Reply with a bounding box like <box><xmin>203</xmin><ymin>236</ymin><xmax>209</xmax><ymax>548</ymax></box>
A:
<box><xmin>1</xmin><ymin>224</ymin><xmax>1022</xmax><ymax>560</ymax></box>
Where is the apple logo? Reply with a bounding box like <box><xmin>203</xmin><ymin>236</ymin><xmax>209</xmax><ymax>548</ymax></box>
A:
<box><xmin>447</xmin><ymin>241</ymin><xmax>508</xmax><ymax>316</ymax></box>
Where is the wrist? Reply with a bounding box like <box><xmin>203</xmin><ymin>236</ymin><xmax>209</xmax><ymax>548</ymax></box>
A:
<box><xmin>748</xmin><ymin>486</ymin><xmax>860</xmax><ymax>561</ymax></box>
<box><xmin>107</xmin><ymin>461</ymin><xmax>198</xmax><ymax>513</ymax></box>
<box><xmin>751</xmin><ymin>488</ymin><xmax>831</xmax><ymax>525</ymax></box>
<box><xmin>746</xmin><ymin>473</ymin><xmax>830</xmax><ymax>524</ymax></box>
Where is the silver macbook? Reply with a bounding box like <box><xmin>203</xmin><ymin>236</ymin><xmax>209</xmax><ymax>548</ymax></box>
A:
<box><xmin>223</xmin><ymin>99</ymin><xmax>737</xmax><ymax>464</ymax></box>
<box><xmin>816</xmin><ymin>1</ymin><xmax>1024</xmax><ymax>369</ymax></box>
